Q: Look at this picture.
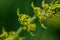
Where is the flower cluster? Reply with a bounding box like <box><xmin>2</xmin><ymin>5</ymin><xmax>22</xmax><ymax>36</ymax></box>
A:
<box><xmin>17</xmin><ymin>9</ymin><xmax>37</xmax><ymax>36</ymax></box>
<box><xmin>31</xmin><ymin>0</ymin><xmax>60</xmax><ymax>29</ymax></box>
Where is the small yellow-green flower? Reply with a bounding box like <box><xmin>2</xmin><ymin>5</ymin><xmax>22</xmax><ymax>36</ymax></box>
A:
<box><xmin>42</xmin><ymin>4</ymin><xmax>49</xmax><ymax>9</ymax></box>
<box><xmin>27</xmin><ymin>23</ymin><xmax>36</xmax><ymax>32</ymax></box>
<box><xmin>18</xmin><ymin>14</ymin><xmax>31</xmax><ymax>25</ymax></box>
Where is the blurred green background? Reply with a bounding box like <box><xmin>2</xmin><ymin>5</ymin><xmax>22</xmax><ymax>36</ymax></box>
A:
<box><xmin>0</xmin><ymin>0</ymin><xmax>60</xmax><ymax>40</ymax></box>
